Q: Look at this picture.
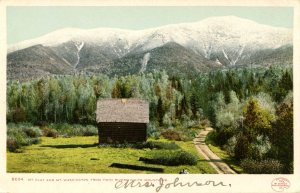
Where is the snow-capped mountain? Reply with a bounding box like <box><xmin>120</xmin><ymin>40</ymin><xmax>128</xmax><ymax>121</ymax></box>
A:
<box><xmin>7</xmin><ymin>16</ymin><xmax>293</xmax><ymax>80</ymax></box>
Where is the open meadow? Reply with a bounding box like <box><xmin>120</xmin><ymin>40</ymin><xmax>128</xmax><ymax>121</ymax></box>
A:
<box><xmin>7</xmin><ymin>135</ymin><xmax>216</xmax><ymax>174</ymax></box>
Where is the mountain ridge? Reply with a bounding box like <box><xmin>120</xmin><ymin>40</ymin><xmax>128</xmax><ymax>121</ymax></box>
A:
<box><xmin>7</xmin><ymin>16</ymin><xmax>293</xmax><ymax>80</ymax></box>
<box><xmin>8</xmin><ymin>16</ymin><xmax>292</xmax><ymax>53</ymax></box>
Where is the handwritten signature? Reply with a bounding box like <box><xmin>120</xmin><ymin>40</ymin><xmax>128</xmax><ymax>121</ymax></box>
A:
<box><xmin>115</xmin><ymin>177</ymin><xmax>231</xmax><ymax>192</ymax></box>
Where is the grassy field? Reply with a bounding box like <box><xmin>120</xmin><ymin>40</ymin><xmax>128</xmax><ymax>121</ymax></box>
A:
<box><xmin>7</xmin><ymin>136</ymin><xmax>217</xmax><ymax>174</ymax></box>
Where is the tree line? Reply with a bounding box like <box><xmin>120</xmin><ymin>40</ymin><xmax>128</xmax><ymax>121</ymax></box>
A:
<box><xmin>7</xmin><ymin>67</ymin><xmax>292</xmax><ymax>126</ymax></box>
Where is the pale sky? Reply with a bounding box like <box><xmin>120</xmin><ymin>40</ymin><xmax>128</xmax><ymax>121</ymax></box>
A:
<box><xmin>7</xmin><ymin>6</ymin><xmax>293</xmax><ymax>44</ymax></box>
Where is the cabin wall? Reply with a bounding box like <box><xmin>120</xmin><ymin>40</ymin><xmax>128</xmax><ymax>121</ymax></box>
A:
<box><xmin>98</xmin><ymin>122</ymin><xmax>147</xmax><ymax>143</ymax></box>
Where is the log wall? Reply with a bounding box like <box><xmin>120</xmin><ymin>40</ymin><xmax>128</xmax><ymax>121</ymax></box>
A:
<box><xmin>98</xmin><ymin>122</ymin><xmax>147</xmax><ymax>144</ymax></box>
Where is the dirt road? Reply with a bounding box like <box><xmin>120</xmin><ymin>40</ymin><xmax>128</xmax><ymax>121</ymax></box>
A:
<box><xmin>193</xmin><ymin>127</ymin><xmax>236</xmax><ymax>174</ymax></box>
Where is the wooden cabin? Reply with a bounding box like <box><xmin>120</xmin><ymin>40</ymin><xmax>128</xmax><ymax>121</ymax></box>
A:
<box><xmin>96</xmin><ymin>99</ymin><xmax>149</xmax><ymax>144</ymax></box>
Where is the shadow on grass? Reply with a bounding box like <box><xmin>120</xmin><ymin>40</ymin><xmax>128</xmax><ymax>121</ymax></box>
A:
<box><xmin>41</xmin><ymin>143</ymin><xmax>98</xmax><ymax>149</ymax></box>
<box><xmin>197</xmin><ymin>159</ymin><xmax>224</xmax><ymax>163</ymax></box>
<box><xmin>110</xmin><ymin>163</ymin><xmax>164</xmax><ymax>173</ymax></box>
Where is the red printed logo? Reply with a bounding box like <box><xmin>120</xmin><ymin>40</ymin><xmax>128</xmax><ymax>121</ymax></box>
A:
<box><xmin>271</xmin><ymin>177</ymin><xmax>290</xmax><ymax>192</ymax></box>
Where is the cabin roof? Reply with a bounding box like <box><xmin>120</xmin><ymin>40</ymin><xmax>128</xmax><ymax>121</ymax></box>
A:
<box><xmin>96</xmin><ymin>99</ymin><xmax>149</xmax><ymax>123</ymax></box>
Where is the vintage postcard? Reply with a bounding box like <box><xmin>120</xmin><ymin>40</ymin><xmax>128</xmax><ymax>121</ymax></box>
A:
<box><xmin>0</xmin><ymin>0</ymin><xmax>299</xmax><ymax>192</ymax></box>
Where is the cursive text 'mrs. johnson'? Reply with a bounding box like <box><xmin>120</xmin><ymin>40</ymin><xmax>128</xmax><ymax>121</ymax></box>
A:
<box><xmin>115</xmin><ymin>177</ymin><xmax>231</xmax><ymax>192</ymax></box>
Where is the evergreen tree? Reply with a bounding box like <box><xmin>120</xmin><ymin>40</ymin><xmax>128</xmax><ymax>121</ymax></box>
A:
<box><xmin>243</xmin><ymin>97</ymin><xmax>273</xmax><ymax>137</ymax></box>
<box><xmin>270</xmin><ymin>96</ymin><xmax>293</xmax><ymax>173</ymax></box>
<box><xmin>111</xmin><ymin>80</ymin><xmax>122</xmax><ymax>98</ymax></box>
<box><xmin>156</xmin><ymin>97</ymin><xmax>164</xmax><ymax>126</ymax></box>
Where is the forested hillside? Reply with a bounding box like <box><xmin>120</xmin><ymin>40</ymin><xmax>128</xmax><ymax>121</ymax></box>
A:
<box><xmin>7</xmin><ymin>66</ymin><xmax>293</xmax><ymax>173</ymax></box>
<box><xmin>7</xmin><ymin>66</ymin><xmax>292</xmax><ymax>124</ymax></box>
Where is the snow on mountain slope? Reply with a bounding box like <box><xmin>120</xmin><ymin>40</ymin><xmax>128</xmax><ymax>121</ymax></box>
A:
<box><xmin>140</xmin><ymin>52</ymin><xmax>151</xmax><ymax>73</ymax></box>
<box><xmin>8</xmin><ymin>16</ymin><xmax>292</xmax><ymax>55</ymax></box>
<box><xmin>74</xmin><ymin>41</ymin><xmax>84</xmax><ymax>68</ymax></box>
<box><xmin>7</xmin><ymin>16</ymin><xmax>293</xmax><ymax>80</ymax></box>
<box><xmin>7</xmin><ymin>15</ymin><xmax>293</xmax><ymax>75</ymax></box>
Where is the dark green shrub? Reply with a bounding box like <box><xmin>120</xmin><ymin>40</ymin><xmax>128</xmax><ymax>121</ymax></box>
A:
<box><xmin>7</xmin><ymin>125</ymin><xmax>42</xmax><ymax>152</ymax></box>
<box><xmin>29</xmin><ymin>138</ymin><xmax>41</xmax><ymax>144</ymax></box>
<box><xmin>98</xmin><ymin>142</ymin><xmax>134</xmax><ymax>148</ymax></box>
<box><xmin>179</xmin><ymin>128</ymin><xmax>198</xmax><ymax>141</ymax></box>
<box><xmin>241</xmin><ymin>158</ymin><xmax>283</xmax><ymax>174</ymax></box>
<box><xmin>234</xmin><ymin>135</ymin><xmax>251</xmax><ymax>160</ymax></box>
<box><xmin>24</xmin><ymin>127</ymin><xmax>42</xmax><ymax>138</ymax></box>
<box><xmin>135</xmin><ymin>141</ymin><xmax>180</xmax><ymax>150</ymax></box>
<box><xmin>42</xmin><ymin>127</ymin><xmax>58</xmax><ymax>138</ymax></box>
<box><xmin>205</xmin><ymin>130</ymin><xmax>218</xmax><ymax>146</ymax></box>
<box><xmin>149</xmin><ymin>150</ymin><xmax>198</xmax><ymax>166</ymax></box>
<box><xmin>216</xmin><ymin>127</ymin><xmax>235</xmax><ymax>146</ymax></box>
<box><xmin>161</xmin><ymin>129</ymin><xmax>182</xmax><ymax>141</ymax></box>
<box><xmin>223</xmin><ymin>136</ymin><xmax>237</xmax><ymax>156</ymax></box>
<box><xmin>12</xmin><ymin>107</ymin><xmax>26</xmax><ymax>123</ymax></box>
<box><xmin>7</xmin><ymin>137</ymin><xmax>21</xmax><ymax>152</ymax></box>
<box><xmin>49</xmin><ymin>124</ymin><xmax>98</xmax><ymax>136</ymax></box>
<box><xmin>83</xmin><ymin>125</ymin><xmax>98</xmax><ymax>136</ymax></box>
<box><xmin>7</xmin><ymin>128</ymin><xmax>29</xmax><ymax>146</ymax></box>
<box><xmin>199</xmin><ymin>119</ymin><xmax>210</xmax><ymax>130</ymax></box>
<box><xmin>24</xmin><ymin>128</ymin><xmax>36</xmax><ymax>137</ymax></box>
<box><xmin>98</xmin><ymin>141</ymin><xmax>180</xmax><ymax>150</ymax></box>
<box><xmin>50</xmin><ymin>123</ymin><xmax>73</xmax><ymax>135</ymax></box>
<box><xmin>147</xmin><ymin>123</ymin><xmax>160</xmax><ymax>138</ymax></box>
<box><xmin>287</xmin><ymin>161</ymin><xmax>293</xmax><ymax>174</ymax></box>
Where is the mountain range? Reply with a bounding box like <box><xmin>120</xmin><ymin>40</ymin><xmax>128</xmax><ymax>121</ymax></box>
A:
<box><xmin>7</xmin><ymin>16</ymin><xmax>293</xmax><ymax>80</ymax></box>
